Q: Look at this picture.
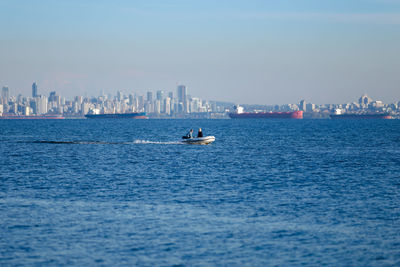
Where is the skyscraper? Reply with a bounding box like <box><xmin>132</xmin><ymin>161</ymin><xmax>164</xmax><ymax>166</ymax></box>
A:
<box><xmin>138</xmin><ymin>95</ymin><xmax>144</xmax><ymax>111</ymax></box>
<box><xmin>156</xmin><ymin>90</ymin><xmax>164</xmax><ymax>112</ymax></box>
<box><xmin>2</xmin><ymin>86</ymin><xmax>9</xmax><ymax>104</ymax></box>
<box><xmin>117</xmin><ymin>91</ymin><xmax>123</xmax><ymax>101</ymax></box>
<box><xmin>177</xmin><ymin>85</ymin><xmax>187</xmax><ymax>113</ymax></box>
<box><xmin>359</xmin><ymin>94</ymin><xmax>372</xmax><ymax>108</ymax></box>
<box><xmin>147</xmin><ymin>91</ymin><xmax>153</xmax><ymax>102</ymax></box>
<box><xmin>36</xmin><ymin>95</ymin><xmax>48</xmax><ymax>114</ymax></box>
<box><xmin>32</xmin><ymin>82</ymin><xmax>38</xmax><ymax>98</ymax></box>
<box><xmin>48</xmin><ymin>91</ymin><xmax>57</xmax><ymax>102</ymax></box>
<box><xmin>299</xmin><ymin>100</ymin><xmax>307</xmax><ymax>111</ymax></box>
<box><xmin>156</xmin><ymin>90</ymin><xmax>164</xmax><ymax>101</ymax></box>
<box><xmin>164</xmin><ymin>97</ymin><xmax>171</xmax><ymax>115</ymax></box>
<box><xmin>177</xmin><ymin>85</ymin><xmax>186</xmax><ymax>103</ymax></box>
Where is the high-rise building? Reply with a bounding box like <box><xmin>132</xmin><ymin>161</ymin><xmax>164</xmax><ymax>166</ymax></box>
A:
<box><xmin>144</xmin><ymin>101</ymin><xmax>153</xmax><ymax>113</ymax></box>
<box><xmin>138</xmin><ymin>95</ymin><xmax>144</xmax><ymax>111</ymax></box>
<box><xmin>177</xmin><ymin>85</ymin><xmax>187</xmax><ymax>113</ymax></box>
<box><xmin>169</xmin><ymin>97</ymin><xmax>175</xmax><ymax>113</ymax></box>
<box><xmin>299</xmin><ymin>100</ymin><xmax>307</xmax><ymax>111</ymax></box>
<box><xmin>156</xmin><ymin>90</ymin><xmax>164</xmax><ymax>111</ymax></box>
<box><xmin>117</xmin><ymin>91</ymin><xmax>123</xmax><ymax>101</ymax></box>
<box><xmin>306</xmin><ymin>103</ymin><xmax>315</xmax><ymax>112</ymax></box>
<box><xmin>2</xmin><ymin>86</ymin><xmax>9</xmax><ymax>104</ymax></box>
<box><xmin>129</xmin><ymin>94</ymin><xmax>134</xmax><ymax>105</ymax></box>
<box><xmin>156</xmin><ymin>90</ymin><xmax>164</xmax><ymax>101</ymax></box>
<box><xmin>81</xmin><ymin>102</ymin><xmax>90</xmax><ymax>115</ymax></box>
<box><xmin>155</xmin><ymin>100</ymin><xmax>161</xmax><ymax>114</ymax></box>
<box><xmin>48</xmin><ymin>91</ymin><xmax>57</xmax><ymax>102</ymax></box>
<box><xmin>36</xmin><ymin>95</ymin><xmax>48</xmax><ymax>114</ymax></box>
<box><xmin>164</xmin><ymin>97</ymin><xmax>171</xmax><ymax>115</ymax></box>
<box><xmin>32</xmin><ymin>82</ymin><xmax>38</xmax><ymax>98</ymax></box>
<box><xmin>189</xmin><ymin>97</ymin><xmax>199</xmax><ymax>113</ymax></box>
<box><xmin>359</xmin><ymin>94</ymin><xmax>372</xmax><ymax>108</ymax></box>
<box><xmin>48</xmin><ymin>91</ymin><xmax>61</xmax><ymax>112</ymax></box>
<box><xmin>147</xmin><ymin>91</ymin><xmax>153</xmax><ymax>102</ymax></box>
<box><xmin>177</xmin><ymin>85</ymin><xmax>186</xmax><ymax>103</ymax></box>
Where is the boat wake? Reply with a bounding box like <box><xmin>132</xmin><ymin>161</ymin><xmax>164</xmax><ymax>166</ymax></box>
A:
<box><xmin>22</xmin><ymin>140</ymin><xmax>183</xmax><ymax>145</ymax></box>
<box><xmin>30</xmin><ymin>140</ymin><xmax>130</xmax><ymax>145</ymax></box>
<box><xmin>133</xmin><ymin>139</ymin><xmax>182</xmax><ymax>145</ymax></box>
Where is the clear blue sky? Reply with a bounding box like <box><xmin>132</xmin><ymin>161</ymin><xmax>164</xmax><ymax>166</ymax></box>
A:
<box><xmin>1</xmin><ymin>0</ymin><xmax>399</xmax><ymax>104</ymax></box>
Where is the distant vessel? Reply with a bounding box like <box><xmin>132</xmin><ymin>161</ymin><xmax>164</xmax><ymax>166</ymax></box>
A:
<box><xmin>84</xmin><ymin>112</ymin><xmax>147</xmax><ymax>119</ymax></box>
<box><xmin>330</xmin><ymin>109</ymin><xmax>392</xmax><ymax>119</ymax></box>
<box><xmin>330</xmin><ymin>113</ymin><xmax>392</xmax><ymax>119</ymax></box>
<box><xmin>228</xmin><ymin>105</ymin><xmax>303</xmax><ymax>119</ymax></box>
<box><xmin>0</xmin><ymin>114</ymin><xmax>65</xmax><ymax>119</ymax></box>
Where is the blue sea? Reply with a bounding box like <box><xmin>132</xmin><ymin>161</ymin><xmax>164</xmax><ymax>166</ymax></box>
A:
<box><xmin>1</xmin><ymin>119</ymin><xmax>400</xmax><ymax>266</ymax></box>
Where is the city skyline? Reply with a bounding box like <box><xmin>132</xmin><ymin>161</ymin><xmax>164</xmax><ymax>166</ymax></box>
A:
<box><xmin>1</xmin><ymin>0</ymin><xmax>400</xmax><ymax>104</ymax></box>
<box><xmin>2</xmin><ymin>81</ymin><xmax>399</xmax><ymax>107</ymax></box>
<box><xmin>1</xmin><ymin>81</ymin><xmax>399</xmax><ymax>120</ymax></box>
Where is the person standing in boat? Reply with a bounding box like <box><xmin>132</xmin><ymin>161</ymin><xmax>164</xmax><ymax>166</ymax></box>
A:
<box><xmin>197</xmin><ymin>128</ymin><xmax>203</xmax><ymax>138</ymax></box>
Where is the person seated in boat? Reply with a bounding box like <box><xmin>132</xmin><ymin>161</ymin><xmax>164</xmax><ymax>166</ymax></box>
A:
<box><xmin>197</xmin><ymin>128</ymin><xmax>203</xmax><ymax>138</ymax></box>
<box><xmin>182</xmin><ymin>129</ymin><xmax>194</xmax><ymax>139</ymax></box>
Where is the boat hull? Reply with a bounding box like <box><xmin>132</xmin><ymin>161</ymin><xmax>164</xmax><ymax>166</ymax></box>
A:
<box><xmin>182</xmin><ymin>136</ymin><xmax>215</xmax><ymax>145</ymax></box>
<box><xmin>84</xmin><ymin>112</ymin><xmax>147</xmax><ymax>119</ymax></box>
<box><xmin>0</xmin><ymin>114</ymin><xmax>64</xmax><ymax>119</ymax></box>
<box><xmin>330</xmin><ymin>114</ymin><xmax>392</xmax><ymax>119</ymax></box>
<box><xmin>229</xmin><ymin>111</ymin><xmax>303</xmax><ymax>119</ymax></box>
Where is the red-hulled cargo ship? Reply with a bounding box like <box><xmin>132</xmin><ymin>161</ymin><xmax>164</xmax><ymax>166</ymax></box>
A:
<box><xmin>229</xmin><ymin>106</ymin><xmax>303</xmax><ymax>119</ymax></box>
<box><xmin>0</xmin><ymin>114</ymin><xmax>65</xmax><ymax>119</ymax></box>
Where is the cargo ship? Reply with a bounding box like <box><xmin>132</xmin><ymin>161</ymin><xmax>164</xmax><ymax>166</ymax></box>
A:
<box><xmin>330</xmin><ymin>113</ymin><xmax>392</xmax><ymax>119</ymax></box>
<box><xmin>84</xmin><ymin>112</ymin><xmax>147</xmax><ymax>119</ymax></box>
<box><xmin>228</xmin><ymin>106</ymin><xmax>303</xmax><ymax>119</ymax></box>
<box><xmin>330</xmin><ymin>109</ymin><xmax>392</xmax><ymax>119</ymax></box>
<box><xmin>0</xmin><ymin>114</ymin><xmax>65</xmax><ymax>119</ymax></box>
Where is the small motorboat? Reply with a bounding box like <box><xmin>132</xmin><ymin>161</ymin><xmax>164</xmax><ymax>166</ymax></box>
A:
<box><xmin>181</xmin><ymin>136</ymin><xmax>215</xmax><ymax>145</ymax></box>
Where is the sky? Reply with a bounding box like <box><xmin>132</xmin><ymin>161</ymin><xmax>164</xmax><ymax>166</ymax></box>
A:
<box><xmin>0</xmin><ymin>0</ymin><xmax>399</xmax><ymax>105</ymax></box>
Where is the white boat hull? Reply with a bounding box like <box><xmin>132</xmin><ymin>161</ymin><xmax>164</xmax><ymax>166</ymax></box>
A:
<box><xmin>182</xmin><ymin>136</ymin><xmax>215</xmax><ymax>145</ymax></box>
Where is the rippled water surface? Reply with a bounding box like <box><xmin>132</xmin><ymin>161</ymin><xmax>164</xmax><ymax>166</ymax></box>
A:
<box><xmin>1</xmin><ymin>119</ymin><xmax>400</xmax><ymax>266</ymax></box>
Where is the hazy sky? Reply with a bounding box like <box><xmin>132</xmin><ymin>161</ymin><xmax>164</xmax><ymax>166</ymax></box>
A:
<box><xmin>1</xmin><ymin>0</ymin><xmax>399</xmax><ymax>104</ymax></box>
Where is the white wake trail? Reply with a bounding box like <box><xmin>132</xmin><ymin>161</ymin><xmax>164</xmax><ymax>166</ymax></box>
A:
<box><xmin>132</xmin><ymin>139</ymin><xmax>183</xmax><ymax>145</ymax></box>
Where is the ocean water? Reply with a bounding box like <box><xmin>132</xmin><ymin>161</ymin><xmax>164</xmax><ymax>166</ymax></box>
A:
<box><xmin>1</xmin><ymin>119</ymin><xmax>399</xmax><ymax>266</ymax></box>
